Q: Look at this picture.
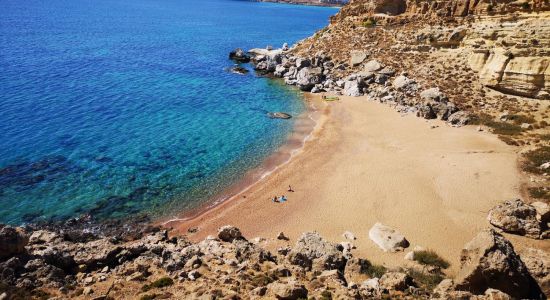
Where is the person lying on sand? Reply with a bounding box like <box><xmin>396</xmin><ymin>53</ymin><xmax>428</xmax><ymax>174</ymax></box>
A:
<box><xmin>271</xmin><ymin>196</ymin><xmax>279</xmax><ymax>203</ymax></box>
<box><xmin>280</xmin><ymin>195</ymin><xmax>287</xmax><ymax>202</ymax></box>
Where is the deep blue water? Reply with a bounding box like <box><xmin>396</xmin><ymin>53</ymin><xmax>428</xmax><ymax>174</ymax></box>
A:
<box><xmin>0</xmin><ymin>0</ymin><xmax>336</xmax><ymax>224</ymax></box>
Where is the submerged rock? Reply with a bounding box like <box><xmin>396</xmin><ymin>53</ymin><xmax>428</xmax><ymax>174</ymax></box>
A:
<box><xmin>268</xmin><ymin>112</ymin><xmax>292</xmax><ymax>119</ymax></box>
<box><xmin>228</xmin><ymin>65</ymin><xmax>248</xmax><ymax>75</ymax></box>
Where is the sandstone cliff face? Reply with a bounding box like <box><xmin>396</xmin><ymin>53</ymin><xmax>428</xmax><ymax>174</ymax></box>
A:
<box><xmin>464</xmin><ymin>16</ymin><xmax>550</xmax><ymax>99</ymax></box>
<box><xmin>314</xmin><ymin>0</ymin><xmax>550</xmax><ymax>100</ymax></box>
<box><xmin>333</xmin><ymin>0</ymin><xmax>549</xmax><ymax>21</ymax></box>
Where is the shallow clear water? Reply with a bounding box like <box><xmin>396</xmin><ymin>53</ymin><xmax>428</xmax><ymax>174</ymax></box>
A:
<box><xmin>0</xmin><ymin>0</ymin><xmax>336</xmax><ymax>224</ymax></box>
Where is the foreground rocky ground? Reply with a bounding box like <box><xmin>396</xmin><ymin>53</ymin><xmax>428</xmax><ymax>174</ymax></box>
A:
<box><xmin>0</xmin><ymin>198</ymin><xmax>549</xmax><ymax>299</ymax></box>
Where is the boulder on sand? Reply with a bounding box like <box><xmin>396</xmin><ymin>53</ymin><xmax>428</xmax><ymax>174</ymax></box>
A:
<box><xmin>392</xmin><ymin>75</ymin><xmax>418</xmax><ymax>92</ymax></box>
<box><xmin>447</xmin><ymin>111</ymin><xmax>470</xmax><ymax>126</ymax></box>
<box><xmin>420</xmin><ymin>87</ymin><xmax>447</xmax><ymax>102</ymax></box>
<box><xmin>217</xmin><ymin>225</ymin><xmax>244</xmax><ymax>242</ymax></box>
<box><xmin>343</xmin><ymin>77</ymin><xmax>366</xmax><ymax>96</ymax></box>
<box><xmin>368</xmin><ymin>223</ymin><xmax>409</xmax><ymax>252</ymax></box>
<box><xmin>454</xmin><ymin>229</ymin><xmax>543</xmax><ymax>299</ymax></box>
<box><xmin>487</xmin><ymin>199</ymin><xmax>542</xmax><ymax>239</ymax></box>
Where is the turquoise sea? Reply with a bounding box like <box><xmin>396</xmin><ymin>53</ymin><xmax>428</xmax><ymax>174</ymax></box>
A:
<box><xmin>0</xmin><ymin>0</ymin><xmax>336</xmax><ymax>224</ymax></box>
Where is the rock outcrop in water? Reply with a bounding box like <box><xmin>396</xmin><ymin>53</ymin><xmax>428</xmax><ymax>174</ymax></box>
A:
<box><xmin>0</xmin><ymin>222</ymin><xmax>546</xmax><ymax>299</ymax></box>
<box><xmin>229</xmin><ymin>48</ymin><xmax>251</xmax><ymax>63</ymax></box>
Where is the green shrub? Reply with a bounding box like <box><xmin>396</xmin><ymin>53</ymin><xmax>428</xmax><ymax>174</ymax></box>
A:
<box><xmin>359</xmin><ymin>259</ymin><xmax>387</xmax><ymax>278</ymax></box>
<box><xmin>521</xmin><ymin>2</ymin><xmax>530</xmax><ymax>9</ymax></box>
<box><xmin>413</xmin><ymin>250</ymin><xmax>450</xmax><ymax>269</ymax></box>
<box><xmin>523</xmin><ymin>146</ymin><xmax>550</xmax><ymax>175</ymax></box>
<box><xmin>142</xmin><ymin>277</ymin><xmax>174</xmax><ymax>292</ymax></box>
<box><xmin>507</xmin><ymin>114</ymin><xmax>536</xmax><ymax>125</ymax></box>
<box><xmin>362</xmin><ymin>18</ymin><xmax>377</xmax><ymax>27</ymax></box>
<box><xmin>529</xmin><ymin>187</ymin><xmax>550</xmax><ymax>200</ymax></box>
<box><xmin>468</xmin><ymin>112</ymin><xmax>493</xmax><ymax>125</ymax></box>
<box><xmin>140</xmin><ymin>294</ymin><xmax>156</xmax><ymax>300</ymax></box>
<box><xmin>470</xmin><ymin>113</ymin><xmax>524</xmax><ymax>135</ymax></box>
<box><xmin>408</xmin><ymin>269</ymin><xmax>444</xmax><ymax>291</ymax></box>
<box><xmin>486</xmin><ymin>120</ymin><xmax>523</xmax><ymax>135</ymax></box>
<box><xmin>498</xmin><ymin>136</ymin><xmax>519</xmax><ymax>146</ymax></box>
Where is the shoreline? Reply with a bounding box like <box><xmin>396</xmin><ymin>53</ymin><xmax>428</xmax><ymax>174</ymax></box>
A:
<box><xmin>163</xmin><ymin>93</ymin><xmax>546</xmax><ymax>276</ymax></box>
<box><xmin>160</xmin><ymin>92</ymin><xmax>328</xmax><ymax>228</ymax></box>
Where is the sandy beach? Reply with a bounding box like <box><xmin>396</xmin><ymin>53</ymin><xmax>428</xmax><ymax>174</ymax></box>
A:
<box><xmin>166</xmin><ymin>94</ymin><xmax>544</xmax><ymax>275</ymax></box>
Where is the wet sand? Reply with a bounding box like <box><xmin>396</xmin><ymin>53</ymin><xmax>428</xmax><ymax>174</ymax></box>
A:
<box><xmin>166</xmin><ymin>94</ymin><xmax>529</xmax><ymax>275</ymax></box>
